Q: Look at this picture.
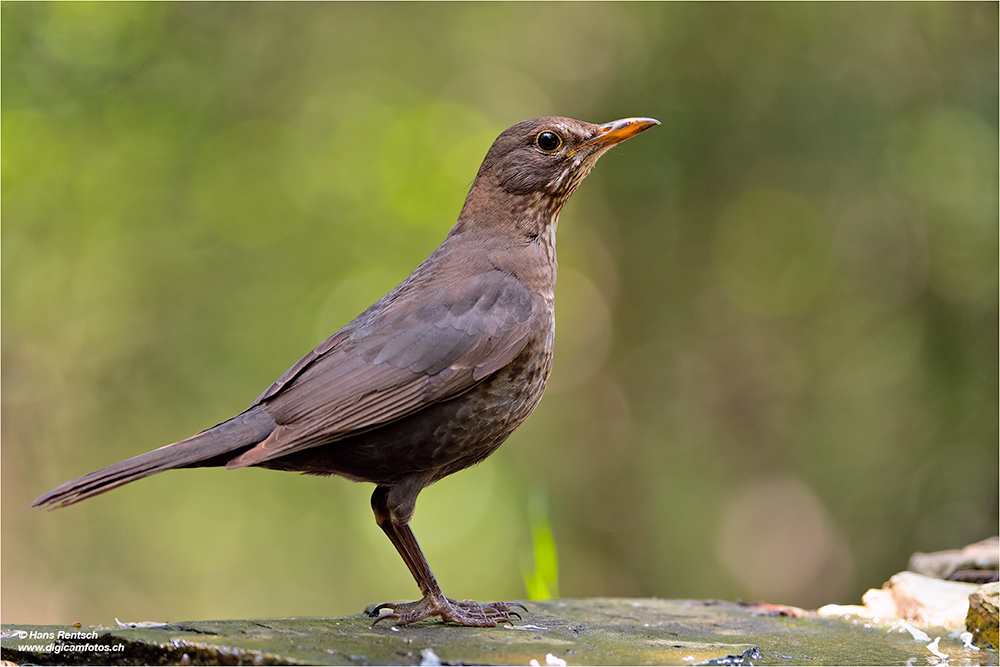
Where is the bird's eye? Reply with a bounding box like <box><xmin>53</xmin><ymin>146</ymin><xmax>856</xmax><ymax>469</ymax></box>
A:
<box><xmin>535</xmin><ymin>131</ymin><xmax>562</xmax><ymax>153</ymax></box>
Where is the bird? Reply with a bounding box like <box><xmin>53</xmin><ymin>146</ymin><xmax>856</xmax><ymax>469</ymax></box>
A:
<box><xmin>30</xmin><ymin>115</ymin><xmax>660</xmax><ymax>627</ymax></box>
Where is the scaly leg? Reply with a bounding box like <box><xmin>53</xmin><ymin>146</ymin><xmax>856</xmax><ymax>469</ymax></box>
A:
<box><xmin>368</xmin><ymin>486</ymin><xmax>523</xmax><ymax>627</ymax></box>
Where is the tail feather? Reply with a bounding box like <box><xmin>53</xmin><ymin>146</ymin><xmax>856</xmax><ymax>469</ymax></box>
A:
<box><xmin>29</xmin><ymin>406</ymin><xmax>277</xmax><ymax>510</ymax></box>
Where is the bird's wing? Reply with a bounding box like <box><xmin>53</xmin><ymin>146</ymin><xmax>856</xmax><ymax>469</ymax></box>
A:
<box><xmin>226</xmin><ymin>270</ymin><xmax>537</xmax><ymax>468</ymax></box>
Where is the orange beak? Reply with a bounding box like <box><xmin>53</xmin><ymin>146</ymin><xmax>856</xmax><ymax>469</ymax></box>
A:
<box><xmin>572</xmin><ymin>117</ymin><xmax>661</xmax><ymax>155</ymax></box>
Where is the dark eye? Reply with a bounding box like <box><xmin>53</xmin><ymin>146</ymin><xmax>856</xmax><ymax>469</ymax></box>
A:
<box><xmin>535</xmin><ymin>131</ymin><xmax>562</xmax><ymax>153</ymax></box>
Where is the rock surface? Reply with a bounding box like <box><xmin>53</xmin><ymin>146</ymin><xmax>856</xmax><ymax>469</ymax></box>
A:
<box><xmin>818</xmin><ymin>570</ymin><xmax>980</xmax><ymax>631</ymax></box>
<box><xmin>3</xmin><ymin>598</ymin><xmax>995</xmax><ymax>666</ymax></box>
<box><xmin>967</xmin><ymin>582</ymin><xmax>999</xmax><ymax>650</ymax></box>
<box><xmin>909</xmin><ymin>537</ymin><xmax>1000</xmax><ymax>584</ymax></box>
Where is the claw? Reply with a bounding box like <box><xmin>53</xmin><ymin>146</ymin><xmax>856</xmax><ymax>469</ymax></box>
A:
<box><xmin>367</xmin><ymin>602</ymin><xmax>397</xmax><ymax>618</ymax></box>
<box><xmin>371</xmin><ymin>612</ymin><xmax>399</xmax><ymax>627</ymax></box>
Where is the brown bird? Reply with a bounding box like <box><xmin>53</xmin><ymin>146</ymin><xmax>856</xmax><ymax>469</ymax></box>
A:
<box><xmin>30</xmin><ymin>115</ymin><xmax>659</xmax><ymax>627</ymax></box>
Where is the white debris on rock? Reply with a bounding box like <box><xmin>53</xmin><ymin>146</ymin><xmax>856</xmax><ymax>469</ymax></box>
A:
<box><xmin>926</xmin><ymin>636</ymin><xmax>948</xmax><ymax>661</ymax></box>
<box><xmin>889</xmin><ymin>620</ymin><xmax>930</xmax><ymax>642</ymax></box>
<box><xmin>420</xmin><ymin>648</ymin><xmax>442</xmax><ymax>666</ymax></box>
<box><xmin>959</xmin><ymin>631</ymin><xmax>979</xmax><ymax>650</ymax></box>
<box><xmin>115</xmin><ymin>618</ymin><xmax>169</xmax><ymax>628</ymax></box>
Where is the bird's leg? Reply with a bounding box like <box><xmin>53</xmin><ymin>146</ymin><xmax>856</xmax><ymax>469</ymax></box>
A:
<box><xmin>368</xmin><ymin>486</ymin><xmax>523</xmax><ymax>627</ymax></box>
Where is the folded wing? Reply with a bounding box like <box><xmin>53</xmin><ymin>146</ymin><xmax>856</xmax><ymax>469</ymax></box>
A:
<box><xmin>227</xmin><ymin>270</ymin><xmax>536</xmax><ymax>468</ymax></box>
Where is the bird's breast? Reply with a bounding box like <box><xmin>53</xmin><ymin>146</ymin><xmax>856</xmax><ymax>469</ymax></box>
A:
<box><xmin>424</xmin><ymin>316</ymin><xmax>553</xmax><ymax>481</ymax></box>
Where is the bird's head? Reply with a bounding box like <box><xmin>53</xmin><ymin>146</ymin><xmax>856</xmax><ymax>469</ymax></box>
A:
<box><xmin>458</xmin><ymin>116</ymin><xmax>660</xmax><ymax>236</ymax></box>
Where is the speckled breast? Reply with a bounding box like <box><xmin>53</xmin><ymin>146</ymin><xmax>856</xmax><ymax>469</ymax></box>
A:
<box><xmin>260</xmin><ymin>307</ymin><xmax>555</xmax><ymax>486</ymax></box>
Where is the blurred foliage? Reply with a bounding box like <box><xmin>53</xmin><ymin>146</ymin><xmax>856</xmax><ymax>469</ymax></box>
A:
<box><xmin>522</xmin><ymin>487</ymin><xmax>560</xmax><ymax>601</ymax></box>
<box><xmin>2</xmin><ymin>3</ymin><xmax>997</xmax><ymax>624</ymax></box>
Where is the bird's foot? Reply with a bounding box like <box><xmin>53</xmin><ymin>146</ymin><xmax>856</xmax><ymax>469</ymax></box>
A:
<box><xmin>369</xmin><ymin>593</ymin><xmax>525</xmax><ymax>627</ymax></box>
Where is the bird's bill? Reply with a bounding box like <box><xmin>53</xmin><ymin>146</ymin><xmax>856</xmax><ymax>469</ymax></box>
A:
<box><xmin>573</xmin><ymin>117</ymin><xmax>661</xmax><ymax>155</ymax></box>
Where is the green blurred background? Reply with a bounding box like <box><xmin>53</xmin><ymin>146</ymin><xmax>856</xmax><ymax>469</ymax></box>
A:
<box><xmin>3</xmin><ymin>3</ymin><xmax>997</xmax><ymax>625</ymax></box>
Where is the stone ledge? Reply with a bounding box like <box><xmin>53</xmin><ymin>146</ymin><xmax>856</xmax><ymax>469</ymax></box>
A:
<box><xmin>2</xmin><ymin>598</ymin><xmax>995</xmax><ymax>666</ymax></box>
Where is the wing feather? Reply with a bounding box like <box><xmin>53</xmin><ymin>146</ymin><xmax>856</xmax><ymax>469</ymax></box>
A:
<box><xmin>227</xmin><ymin>269</ymin><xmax>536</xmax><ymax>469</ymax></box>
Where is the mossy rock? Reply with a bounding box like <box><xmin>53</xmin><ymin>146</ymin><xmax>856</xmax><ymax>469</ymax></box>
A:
<box><xmin>967</xmin><ymin>582</ymin><xmax>1000</xmax><ymax>650</ymax></box>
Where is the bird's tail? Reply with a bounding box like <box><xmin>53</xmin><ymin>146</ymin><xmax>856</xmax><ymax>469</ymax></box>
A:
<box><xmin>29</xmin><ymin>406</ymin><xmax>277</xmax><ymax>510</ymax></box>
